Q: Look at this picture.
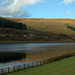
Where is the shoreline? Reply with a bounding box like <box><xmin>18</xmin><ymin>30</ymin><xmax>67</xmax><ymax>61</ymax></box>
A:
<box><xmin>0</xmin><ymin>40</ymin><xmax>75</xmax><ymax>44</ymax></box>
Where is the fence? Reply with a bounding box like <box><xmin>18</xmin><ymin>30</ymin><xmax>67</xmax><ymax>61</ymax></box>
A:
<box><xmin>0</xmin><ymin>52</ymin><xmax>75</xmax><ymax>75</ymax></box>
<box><xmin>0</xmin><ymin>61</ymin><xmax>45</xmax><ymax>75</ymax></box>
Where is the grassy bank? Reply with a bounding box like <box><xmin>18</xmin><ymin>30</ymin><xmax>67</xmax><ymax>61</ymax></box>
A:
<box><xmin>8</xmin><ymin>56</ymin><xmax>75</xmax><ymax>75</ymax></box>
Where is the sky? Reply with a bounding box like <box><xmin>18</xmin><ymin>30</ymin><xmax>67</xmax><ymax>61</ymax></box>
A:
<box><xmin>0</xmin><ymin>0</ymin><xmax>75</xmax><ymax>18</ymax></box>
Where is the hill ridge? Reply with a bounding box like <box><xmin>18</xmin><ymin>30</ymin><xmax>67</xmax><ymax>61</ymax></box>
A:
<box><xmin>1</xmin><ymin>17</ymin><xmax>75</xmax><ymax>39</ymax></box>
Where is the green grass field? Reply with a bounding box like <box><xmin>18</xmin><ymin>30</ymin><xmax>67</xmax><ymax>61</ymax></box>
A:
<box><xmin>8</xmin><ymin>56</ymin><xmax>75</xmax><ymax>75</ymax></box>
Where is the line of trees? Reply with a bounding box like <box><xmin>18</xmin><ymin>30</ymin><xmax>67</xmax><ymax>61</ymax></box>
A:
<box><xmin>67</xmin><ymin>25</ymin><xmax>75</xmax><ymax>31</ymax></box>
<box><xmin>0</xmin><ymin>18</ymin><xmax>27</xmax><ymax>30</ymax></box>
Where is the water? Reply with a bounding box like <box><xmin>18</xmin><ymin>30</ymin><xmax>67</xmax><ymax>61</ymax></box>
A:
<box><xmin>0</xmin><ymin>43</ymin><xmax>75</xmax><ymax>69</ymax></box>
<box><xmin>0</xmin><ymin>43</ymin><xmax>74</xmax><ymax>52</ymax></box>
<box><xmin>0</xmin><ymin>62</ymin><xmax>28</xmax><ymax>69</ymax></box>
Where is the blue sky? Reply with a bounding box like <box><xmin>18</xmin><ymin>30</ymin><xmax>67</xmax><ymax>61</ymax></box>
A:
<box><xmin>0</xmin><ymin>0</ymin><xmax>75</xmax><ymax>18</ymax></box>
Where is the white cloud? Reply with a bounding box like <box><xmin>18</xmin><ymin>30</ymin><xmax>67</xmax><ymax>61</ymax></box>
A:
<box><xmin>62</xmin><ymin>0</ymin><xmax>75</xmax><ymax>4</ymax></box>
<box><xmin>65</xmin><ymin>11</ymin><xmax>74</xmax><ymax>16</ymax></box>
<box><xmin>0</xmin><ymin>0</ymin><xmax>43</xmax><ymax>17</ymax></box>
<box><xmin>2</xmin><ymin>0</ymin><xmax>12</xmax><ymax>6</ymax></box>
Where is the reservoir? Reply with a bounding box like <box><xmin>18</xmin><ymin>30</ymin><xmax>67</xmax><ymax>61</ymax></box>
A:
<box><xmin>0</xmin><ymin>43</ymin><xmax>75</xmax><ymax>53</ymax></box>
<box><xmin>0</xmin><ymin>43</ymin><xmax>75</xmax><ymax>69</ymax></box>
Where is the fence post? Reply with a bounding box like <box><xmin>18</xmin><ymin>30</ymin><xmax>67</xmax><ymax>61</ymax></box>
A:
<box><xmin>24</xmin><ymin>64</ymin><xmax>25</xmax><ymax>69</ymax></box>
<box><xmin>48</xmin><ymin>59</ymin><xmax>50</xmax><ymax>63</ymax></box>
<box><xmin>14</xmin><ymin>66</ymin><xmax>15</xmax><ymax>72</ymax></box>
<box><xmin>46</xmin><ymin>59</ymin><xmax>48</xmax><ymax>64</ymax></box>
<box><xmin>36</xmin><ymin>62</ymin><xmax>39</xmax><ymax>66</ymax></box>
<box><xmin>28</xmin><ymin>63</ymin><xmax>29</xmax><ymax>68</ymax></box>
<box><xmin>2</xmin><ymin>69</ymin><xmax>4</xmax><ymax>75</ymax></box>
<box><xmin>40</xmin><ymin>61</ymin><xmax>41</xmax><ymax>65</ymax></box>
<box><xmin>37</xmin><ymin>62</ymin><xmax>38</xmax><ymax>66</ymax></box>
<box><xmin>19</xmin><ymin>65</ymin><xmax>20</xmax><ymax>70</ymax></box>
<box><xmin>32</xmin><ymin>62</ymin><xmax>33</xmax><ymax>68</ymax></box>
<box><xmin>36</xmin><ymin>62</ymin><xmax>37</xmax><ymax>66</ymax></box>
<box><xmin>8</xmin><ymin>67</ymin><xmax>10</xmax><ymax>73</ymax></box>
<box><xmin>42</xmin><ymin>60</ymin><xmax>45</xmax><ymax>65</ymax></box>
<box><xmin>40</xmin><ymin>61</ymin><xmax>42</xmax><ymax>65</ymax></box>
<box><xmin>41</xmin><ymin>61</ymin><xmax>43</xmax><ymax>65</ymax></box>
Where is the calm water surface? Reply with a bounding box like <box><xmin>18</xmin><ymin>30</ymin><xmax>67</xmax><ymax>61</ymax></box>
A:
<box><xmin>0</xmin><ymin>43</ymin><xmax>75</xmax><ymax>69</ymax></box>
<box><xmin>0</xmin><ymin>43</ymin><xmax>74</xmax><ymax>52</ymax></box>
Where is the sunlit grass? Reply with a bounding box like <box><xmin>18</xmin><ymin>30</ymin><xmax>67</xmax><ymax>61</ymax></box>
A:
<box><xmin>8</xmin><ymin>56</ymin><xmax>75</xmax><ymax>75</ymax></box>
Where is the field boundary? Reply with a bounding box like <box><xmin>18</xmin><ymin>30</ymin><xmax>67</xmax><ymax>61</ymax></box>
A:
<box><xmin>0</xmin><ymin>52</ymin><xmax>75</xmax><ymax>75</ymax></box>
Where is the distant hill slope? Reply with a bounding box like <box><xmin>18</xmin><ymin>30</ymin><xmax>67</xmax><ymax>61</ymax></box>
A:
<box><xmin>3</xmin><ymin>17</ymin><xmax>75</xmax><ymax>39</ymax></box>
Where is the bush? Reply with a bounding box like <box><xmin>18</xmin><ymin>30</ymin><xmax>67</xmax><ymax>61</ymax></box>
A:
<box><xmin>67</xmin><ymin>25</ymin><xmax>75</xmax><ymax>31</ymax></box>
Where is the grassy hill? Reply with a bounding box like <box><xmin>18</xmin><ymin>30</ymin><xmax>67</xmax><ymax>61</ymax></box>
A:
<box><xmin>8</xmin><ymin>56</ymin><xmax>75</xmax><ymax>75</ymax></box>
<box><xmin>0</xmin><ymin>17</ymin><xmax>75</xmax><ymax>42</ymax></box>
<box><xmin>4</xmin><ymin>17</ymin><xmax>75</xmax><ymax>39</ymax></box>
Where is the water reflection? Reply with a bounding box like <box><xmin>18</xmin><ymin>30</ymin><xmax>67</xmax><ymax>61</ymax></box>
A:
<box><xmin>0</xmin><ymin>52</ymin><xmax>26</xmax><ymax>63</ymax></box>
<box><xmin>0</xmin><ymin>43</ymin><xmax>75</xmax><ymax>69</ymax></box>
